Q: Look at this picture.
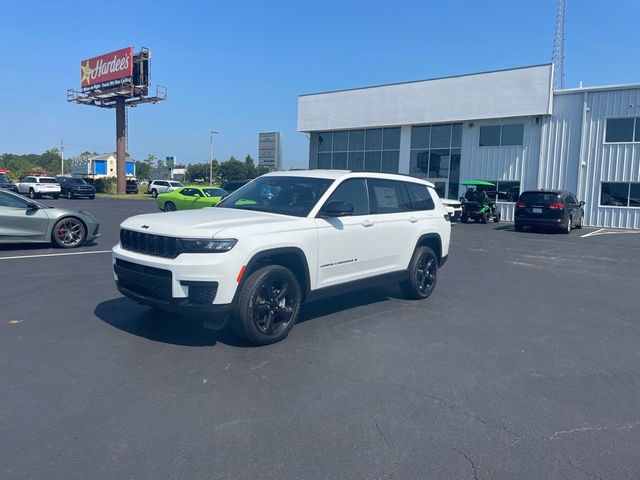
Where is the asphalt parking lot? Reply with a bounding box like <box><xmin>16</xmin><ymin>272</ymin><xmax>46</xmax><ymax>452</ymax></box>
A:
<box><xmin>2</xmin><ymin>197</ymin><xmax>640</xmax><ymax>480</ymax></box>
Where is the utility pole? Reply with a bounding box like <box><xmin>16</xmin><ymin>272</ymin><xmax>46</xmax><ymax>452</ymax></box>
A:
<box><xmin>60</xmin><ymin>140</ymin><xmax>65</xmax><ymax>175</ymax></box>
<box><xmin>209</xmin><ymin>130</ymin><xmax>219</xmax><ymax>186</ymax></box>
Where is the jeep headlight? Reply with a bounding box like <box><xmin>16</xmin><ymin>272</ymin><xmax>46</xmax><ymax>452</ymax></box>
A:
<box><xmin>179</xmin><ymin>238</ymin><xmax>237</xmax><ymax>253</ymax></box>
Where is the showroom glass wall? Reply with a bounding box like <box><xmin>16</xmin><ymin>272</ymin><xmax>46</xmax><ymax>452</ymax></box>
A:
<box><xmin>409</xmin><ymin>123</ymin><xmax>462</xmax><ymax>199</ymax></box>
<box><xmin>317</xmin><ymin>127</ymin><xmax>401</xmax><ymax>173</ymax></box>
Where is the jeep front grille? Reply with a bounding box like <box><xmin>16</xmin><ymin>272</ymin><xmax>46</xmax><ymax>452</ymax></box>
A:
<box><xmin>120</xmin><ymin>229</ymin><xmax>178</xmax><ymax>258</ymax></box>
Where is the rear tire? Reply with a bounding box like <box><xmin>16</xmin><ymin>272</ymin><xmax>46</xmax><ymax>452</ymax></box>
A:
<box><xmin>232</xmin><ymin>265</ymin><xmax>302</xmax><ymax>345</ymax></box>
<box><xmin>400</xmin><ymin>246</ymin><xmax>438</xmax><ymax>300</ymax></box>
<box><xmin>67</xmin><ymin>190</ymin><xmax>74</xmax><ymax>199</ymax></box>
<box><xmin>494</xmin><ymin>212</ymin><xmax>501</xmax><ymax>223</ymax></box>
<box><xmin>29</xmin><ymin>188</ymin><xmax>38</xmax><ymax>199</ymax></box>
<box><xmin>151</xmin><ymin>189</ymin><xmax>158</xmax><ymax>198</ymax></box>
<box><xmin>562</xmin><ymin>216</ymin><xmax>572</xmax><ymax>234</ymax></box>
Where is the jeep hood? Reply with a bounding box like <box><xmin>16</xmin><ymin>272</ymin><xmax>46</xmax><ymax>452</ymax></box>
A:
<box><xmin>120</xmin><ymin>207</ymin><xmax>298</xmax><ymax>238</ymax></box>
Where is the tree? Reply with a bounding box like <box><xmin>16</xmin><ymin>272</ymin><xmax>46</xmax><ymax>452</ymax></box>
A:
<box><xmin>219</xmin><ymin>157</ymin><xmax>247</xmax><ymax>181</ymax></box>
<box><xmin>245</xmin><ymin>154</ymin><xmax>257</xmax><ymax>179</ymax></box>
<box><xmin>186</xmin><ymin>162</ymin><xmax>217</xmax><ymax>183</ymax></box>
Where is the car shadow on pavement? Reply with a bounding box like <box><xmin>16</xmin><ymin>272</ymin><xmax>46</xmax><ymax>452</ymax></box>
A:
<box><xmin>493</xmin><ymin>225</ymin><xmax>566</xmax><ymax>235</ymax></box>
<box><xmin>95</xmin><ymin>287</ymin><xmax>396</xmax><ymax>347</ymax></box>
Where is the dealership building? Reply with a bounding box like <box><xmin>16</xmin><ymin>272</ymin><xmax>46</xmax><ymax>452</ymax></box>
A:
<box><xmin>298</xmin><ymin>64</ymin><xmax>640</xmax><ymax>228</ymax></box>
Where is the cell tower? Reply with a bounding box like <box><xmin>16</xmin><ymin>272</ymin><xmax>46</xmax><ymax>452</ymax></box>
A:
<box><xmin>552</xmin><ymin>0</ymin><xmax>566</xmax><ymax>90</ymax></box>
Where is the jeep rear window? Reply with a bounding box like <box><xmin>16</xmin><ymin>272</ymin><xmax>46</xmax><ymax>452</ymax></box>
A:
<box><xmin>518</xmin><ymin>192</ymin><xmax>562</xmax><ymax>204</ymax></box>
<box><xmin>39</xmin><ymin>178</ymin><xmax>58</xmax><ymax>183</ymax></box>
<box><xmin>218</xmin><ymin>176</ymin><xmax>333</xmax><ymax>217</ymax></box>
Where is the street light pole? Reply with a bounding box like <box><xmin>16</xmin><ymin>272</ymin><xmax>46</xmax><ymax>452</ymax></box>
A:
<box><xmin>60</xmin><ymin>140</ymin><xmax>65</xmax><ymax>175</ymax></box>
<box><xmin>209</xmin><ymin>130</ymin><xmax>219</xmax><ymax>186</ymax></box>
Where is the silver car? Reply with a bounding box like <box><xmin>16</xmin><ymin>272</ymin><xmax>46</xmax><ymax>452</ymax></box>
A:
<box><xmin>0</xmin><ymin>190</ymin><xmax>100</xmax><ymax>248</ymax></box>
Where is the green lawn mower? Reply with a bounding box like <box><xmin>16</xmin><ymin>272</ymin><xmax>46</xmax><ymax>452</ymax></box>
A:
<box><xmin>460</xmin><ymin>181</ymin><xmax>501</xmax><ymax>224</ymax></box>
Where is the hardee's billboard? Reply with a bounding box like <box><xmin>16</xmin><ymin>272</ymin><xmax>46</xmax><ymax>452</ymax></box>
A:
<box><xmin>80</xmin><ymin>47</ymin><xmax>133</xmax><ymax>88</ymax></box>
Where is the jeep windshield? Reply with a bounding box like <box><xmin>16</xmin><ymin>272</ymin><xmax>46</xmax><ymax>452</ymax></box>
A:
<box><xmin>217</xmin><ymin>176</ymin><xmax>333</xmax><ymax>217</ymax></box>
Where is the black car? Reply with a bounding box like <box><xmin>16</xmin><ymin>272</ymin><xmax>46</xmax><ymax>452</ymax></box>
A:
<box><xmin>219</xmin><ymin>179</ymin><xmax>251</xmax><ymax>193</ymax></box>
<box><xmin>55</xmin><ymin>175</ymin><xmax>96</xmax><ymax>199</ymax></box>
<box><xmin>0</xmin><ymin>174</ymin><xmax>18</xmax><ymax>193</ymax></box>
<box><xmin>514</xmin><ymin>190</ymin><xmax>584</xmax><ymax>233</ymax></box>
<box><xmin>126</xmin><ymin>179</ymin><xmax>139</xmax><ymax>194</ymax></box>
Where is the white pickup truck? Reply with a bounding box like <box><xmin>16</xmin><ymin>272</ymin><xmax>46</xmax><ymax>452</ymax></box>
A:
<box><xmin>17</xmin><ymin>176</ymin><xmax>61</xmax><ymax>199</ymax></box>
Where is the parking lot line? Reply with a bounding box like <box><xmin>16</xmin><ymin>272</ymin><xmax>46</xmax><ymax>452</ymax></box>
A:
<box><xmin>0</xmin><ymin>250</ymin><xmax>112</xmax><ymax>261</ymax></box>
<box><xmin>581</xmin><ymin>228</ymin><xmax>640</xmax><ymax>238</ymax></box>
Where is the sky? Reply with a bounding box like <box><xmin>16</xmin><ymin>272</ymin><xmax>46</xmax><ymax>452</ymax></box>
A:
<box><xmin>1</xmin><ymin>0</ymin><xmax>639</xmax><ymax>169</ymax></box>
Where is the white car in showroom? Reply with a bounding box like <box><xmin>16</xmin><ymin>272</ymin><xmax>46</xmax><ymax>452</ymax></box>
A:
<box><xmin>441</xmin><ymin>198</ymin><xmax>462</xmax><ymax>222</ymax></box>
<box><xmin>113</xmin><ymin>170</ymin><xmax>451</xmax><ymax>345</ymax></box>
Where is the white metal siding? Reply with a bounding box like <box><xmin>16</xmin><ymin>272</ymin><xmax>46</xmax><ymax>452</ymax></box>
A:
<box><xmin>578</xmin><ymin>88</ymin><xmax>640</xmax><ymax>229</ymax></box>
<box><xmin>538</xmin><ymin>92</ymin><xmax>583</xmax><ymax>193</ymax></box>
<box><xmin>459</xmin><ymin>117</ymin><xmax>541</xmax><ymax>221</ymax></box>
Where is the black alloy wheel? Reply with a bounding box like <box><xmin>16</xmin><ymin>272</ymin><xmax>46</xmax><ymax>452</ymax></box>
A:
<box><xmin>164</xmin><ymin>201</ymin><xmax>176</xmax><ymax>212</ymax></box>
<box><xmin>67</xmin><ymin>190</ymin><xmax>74</xmax><ymax>199</ymax></box>
<box><xmin>253</xmin><ymin>277</ymin><xmax>297</xmax><ymax>337</ymax></box>
<box><xmin>233</xmin><ymin>265</ymin><xmax>302</xmax><ymax>345</ymax></box>
<box><xmin>400</xmin><ymin>246</ymin><xmax>439</xmax><ymax>300</ymax></box>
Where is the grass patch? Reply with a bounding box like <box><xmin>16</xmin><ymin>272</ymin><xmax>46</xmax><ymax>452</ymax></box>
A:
<box><xmin>95</xmin><ymin>193</ymin><xmax>153</xmax><ymax>200</ymax></box>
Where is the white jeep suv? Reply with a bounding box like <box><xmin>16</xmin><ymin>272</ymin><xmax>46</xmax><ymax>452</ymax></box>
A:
<box><xmin>113</xmin><ymin>171</ymin><xmax>451</xmax><ymax>345</ymax></box>
<box><xmin>17</xmin><ymin>176</ymin><xmax>61</xmax><ymax>199</ymax></box>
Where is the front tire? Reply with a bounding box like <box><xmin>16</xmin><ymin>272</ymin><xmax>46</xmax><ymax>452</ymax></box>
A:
<box><xmin>51</xmin><ymin>217</ymin><xmax>86</xmax><ymax>248</ymax></box>
<box><xmin>164</xmin><ymin>201</ymin><xmax>176</xmax><ymax>212</ymax></box>
<box><xmin>232</xmin><ymin>265</ymin><xmax>302</xmax><ymax>345</ymax></box>
<box><xmin>400</xmin><ymin>246</ymin><xmax>438</xmax><ymax>300</ymax></box>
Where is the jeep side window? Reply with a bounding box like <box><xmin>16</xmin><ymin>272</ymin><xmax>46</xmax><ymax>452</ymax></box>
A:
<box><xmin>369</xmin><ymin>179</ymin><xmax>411</xmax><ymax>214</ymax></box>
<box><xmin>324</xmin><ymin>179</ymin><xmax>369</xmax><ymax>215</ymax></box>
<box><xmin>405</xmin><ymin>182</ymin><xmax>435</xmax><ymax>211</ymax></box>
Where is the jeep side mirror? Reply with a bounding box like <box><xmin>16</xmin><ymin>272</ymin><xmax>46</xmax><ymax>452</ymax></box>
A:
<box><xmin>323</xmin><ymin>201</ymin><xmax>354</xmax><ymax>217</ymax></box>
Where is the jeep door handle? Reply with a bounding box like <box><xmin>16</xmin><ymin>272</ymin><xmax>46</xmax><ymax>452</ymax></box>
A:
<box><xmin>409</xmin><ymin>217</ymin><xmax>419</xmax><ymax>223</ymax></box>
<box><xmin>361</xmin><ymin>220</ymin><xmax>374</xmax><ymax>227</ymax></box>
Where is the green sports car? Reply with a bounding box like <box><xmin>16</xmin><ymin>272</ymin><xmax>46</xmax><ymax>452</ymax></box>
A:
<box><xmin>155</xmin><ymin>186</ymin><xmax>228</xmax><ymax>212</ymax></box>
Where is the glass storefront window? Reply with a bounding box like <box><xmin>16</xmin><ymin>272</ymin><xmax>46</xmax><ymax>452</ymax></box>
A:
<box><xmin>333</xmin><ymin>131</ymin><xmax>349</xmax><ymax>151</ymax></box>
<box><xmin>382</xmin><ymin>151</ymin><xmax>399</xmax><ymax>173</ymax></box>
<box><xmin>348</xmin><ymin>130</ymin><xmax>365</xmax><ymax>151</ymax></box>
<box><xmin>429</xmin><ymin>150</ymin><xmax>450</xmax><ymax>178</ymax></box>
<box><xmin>364</xmin><ymin>151</ymin><xmax>381</xmax><ymax>171</ymax></box>
<box><xmin>431</xmin><ymin>124</ymin><xmax>452</xmax><ymax>148</ymax></box>
<box><xmin>317</xmin><ymin>127</ymin><xmax>400</xmax><ymax>173</ymax></box>
<box><xmin>348</xmin><ymin>151</ymin><xmax>364</xmax><ymax>171</ymax></box>
<box><xmin>365</xmin><ymin>129</ymin><xmax>382</xmax><ymax>151</ymax></box>
<box><xmin>318</xmin><ymin>132</ymin><xmax>332</xmax><ymax>152</ymax></box>
<box><xmin>383</xmin><ymin>128</ymin><xmax>401</xmax><ymax>150</ymax></box>
<box><xmin>411</xmin><ymin>126</ymin><xmax>430</xmax><ymax>149</ymax></box>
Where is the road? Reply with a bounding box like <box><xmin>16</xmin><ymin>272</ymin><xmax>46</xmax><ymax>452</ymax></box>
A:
<box><xmin>2</xmin><ymin>197</ymin><xmax>640</xmax><ymax>479</ymax></box>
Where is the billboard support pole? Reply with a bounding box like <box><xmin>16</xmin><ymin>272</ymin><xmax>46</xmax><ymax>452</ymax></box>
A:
<box><xmin>116</xmin><ymin>97</ymin><xmax>126</xmax><ymax>195</ymax></box>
